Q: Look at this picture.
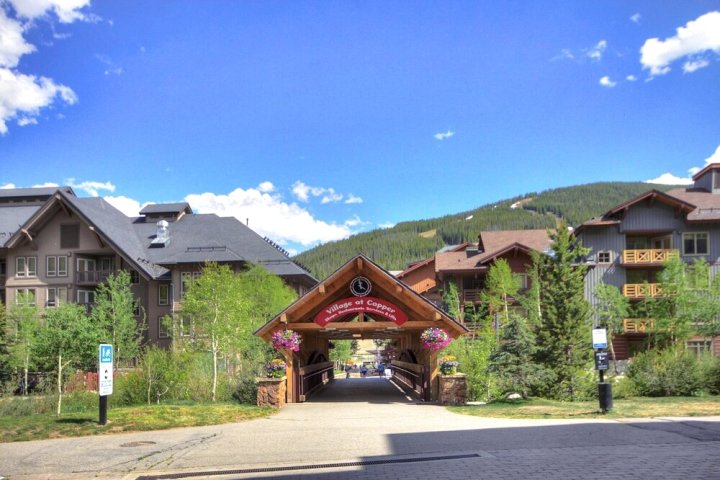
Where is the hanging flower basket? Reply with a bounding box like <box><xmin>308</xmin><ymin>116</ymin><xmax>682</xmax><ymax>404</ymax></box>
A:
<box><xmin>265</xmin><ymin>359</ymin><xmax>287</xmax><ymax>378</ymax></box>
<box><xmin>271</xmin><ymin>329</ymin><xmax>302</xmax><ymax>352</ymax></box>
<box><xmin>420</xmin><ymin>327</ymin><xmax>450</xmax><ymax>351</ymax></box>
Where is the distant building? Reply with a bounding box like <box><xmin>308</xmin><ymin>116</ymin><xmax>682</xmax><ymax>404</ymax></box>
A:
<box><xmin>397</xmin><ymin>229</ymin><xmax>552</xmax><ymax>329</ymax></box>
<box><xmin>0</xmin><ymin>187</ymin><xmax>316</xmax><ymax>347</ymax></box>
<box><xmin>577</xmin><ymin>163</ymin><xmax>720</xmax><ymax>359</ymax></box>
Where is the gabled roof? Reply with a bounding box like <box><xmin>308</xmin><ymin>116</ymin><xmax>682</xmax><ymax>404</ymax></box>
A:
<box><xmin>576</xmin><ymin>189</ymin><xmax>697</xmax><ymax>232</ymax></box>
<box><xmin>666</xmin><ymin>188</ymin><xmax>720</xmax><ymax>222</ymax></box>
<box><xmin>0</xmin><ymin>186</ymin><xmax>74</xmax><ymax>201</ymax></box>
<box><xmin>396</xmin><ymin>243</ymin><xmax>469</xmax><ymax>279</ymax></box>
<box><xmin>691</xmin><ymin>163</ymin><xmax>720</xmax><ymax>181</ymax></box>
<box><xmin>436</xmin><ymin>230</ymin><xmax>551</xmax><ymax>272</ymax></box>
<box><xmin>139</xmin><ymin>202</ymin><xmax>193</xmax><ymax>216</ymax></box>
<box><xmin>255</xmin><ymin>255</ymin><xmax>468</xmax><ymax>340</ymax></box>
<box><xmin>4</xmin><ymin>188</ymin><xmax>315</xmax><ymax>284</ymax></box>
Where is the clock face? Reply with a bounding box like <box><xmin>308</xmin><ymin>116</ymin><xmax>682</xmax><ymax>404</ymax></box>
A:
<box><xmin>350</xmin><ymin>276</ymin><xmax>372</xmax><ymax>297</ymax></box>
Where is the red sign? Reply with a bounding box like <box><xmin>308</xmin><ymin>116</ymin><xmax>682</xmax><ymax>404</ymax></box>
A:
<box><xmin>314</xmin><ymin>297</ymin><xmax>408</xmax><ymax>327</ymax></box>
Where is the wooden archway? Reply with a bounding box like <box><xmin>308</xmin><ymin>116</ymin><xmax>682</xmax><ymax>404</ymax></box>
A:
<box><xmin>256</xmin><ymin>255</ymin><xmax>468</xmax><ymax>403</ymax></box>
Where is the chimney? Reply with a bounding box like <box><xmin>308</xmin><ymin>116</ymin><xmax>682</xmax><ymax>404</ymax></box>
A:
<box><xmin>150</xmin><ymin>220</ymin><xmax>170</xmax><ymax>247</ymax></box>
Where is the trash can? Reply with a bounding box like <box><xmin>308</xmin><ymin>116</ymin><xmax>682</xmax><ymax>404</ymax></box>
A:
<box><xmin>598</xmin><ymin>382</ymin><xmax>613</xmax><ymax>412</ymax></box>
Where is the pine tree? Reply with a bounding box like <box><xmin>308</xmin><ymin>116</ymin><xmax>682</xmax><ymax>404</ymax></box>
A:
<box><xmin>534</xmin><ymin>223</ymin><xmax>592</xmax><ymax>400</ymax></box>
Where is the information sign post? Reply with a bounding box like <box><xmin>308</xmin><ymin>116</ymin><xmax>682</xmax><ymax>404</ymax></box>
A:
<box><xmin>98</xmin><ymin>344</ymin><xmax>113</xmax><ymax>425</ymax></box>
<box><xmin>591</xmin><ymin>329</ymin><xmax>612</xmax><ymax>413</ymax></box>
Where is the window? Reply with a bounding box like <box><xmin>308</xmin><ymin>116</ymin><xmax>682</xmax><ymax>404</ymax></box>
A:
<box><xmin>180</xmin><ymin>271</ymin><xmax>201</xmax><ymax>296</ymax></box>
<box><xmin>46</xmin><ymin>256</ymin><xmax>68</xmax><ymax>277</ymax></box>
<box><xmin>100</xmin><ymin>257</ymin><xmax>114</xmax><ymax>272</ymax></box>
<box><xmin>597</xmin><ymin>251</ymin><xmax>612</xmax><ymax>264</ymax></box>
<box><xmin>77</xmin><ymin>289</ymin><xmax>95</xmax><ymax>305</ymax></box>
<box><xmin>47</xmin><ymin>287</ymin><xmax>67</xmax><ymax>307</ymax></box>
<box><xmin>60</xmin><ymin>224</ymin><xmax>80</xmax><ymax>249</ymax></box>
<box><xmin>158</xmin><ymin>284</ymin><xmax>170</xmax><ymax>306</ymax></box>
<box><xmin>16</xmin><ymin>288</ymin><xmax>36</xmax><ymax>306</ymax></box>
<box><xmin>159</xmin><ymin>316</ymin><xmax>172</xmax><ymax>338</ymax></box>
<box><xmin>687</xmin><ymin>340</ymin><xmax>712</xmax><ymax>357</ymax></box>
<box><xmin>133</xmin><ymin>305</ymin><xmax>141</xmax><ymax>317</ymax></box>
<box><xmin>516</xmin><ymin>273</ymin><xmax>529</xmax><ymax>290</ymax></box>
<box><xmin>180</xmin><ymin>314</ymin><xmax>193</xmax><ymax>337</ymax></box>
<box><xmin>129</xmin><ymin>270</ymin><xmax>140</xmax><ymax>284</ymax></box>
<box><xmin>683</xmin><ymin>232</ymin><xmax>709</xmax><ymax>256</ymax></box>
<box><xmin>16</xmin><ymin>256</ymin><xmax>37</xmax><ymax>277</ymax></box>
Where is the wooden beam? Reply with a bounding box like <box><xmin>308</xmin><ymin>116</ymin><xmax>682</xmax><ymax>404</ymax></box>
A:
<box><xmin>356</xmin><ymin>257</ymin><xmax>363</xmax><ymax>270</ymax></box>
<box><xmin>280</xmin><ymin>313</ymin><xmax>288</xmax><ymax>324</ymax></box>
<box><xmin>319</xmin><ymin>283</ymin><xmax>326</xmax><ymax>294</ymax></box>
<box><xmin>286</xmin><ymin>320</ymin><xmax>439</xmax><ymax>331</ymax></box>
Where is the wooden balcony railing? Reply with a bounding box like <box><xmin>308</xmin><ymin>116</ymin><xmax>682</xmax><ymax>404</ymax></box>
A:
<box><xmin>462</xmin><ymin>289</ymin><xmax>482</xmax><ymax>303</ymax></box>
<box><xmin>623</xmin><ymin>318</ymin><xmax>654</xmax><ymax>333</ymax></box>
<box><xmin>75</xmin><ymin>269</ymin><xmax>114</xmax><ymax>285</ymax></box>
<box><xmin>622</xmin><ymin>249</ymin><xmax>678</xmax><ymax>265</ymax></box>
<box><xmin>623</xmin><ymin>283</ymin><xmax>662</xmax><ymax>298</ymax></box>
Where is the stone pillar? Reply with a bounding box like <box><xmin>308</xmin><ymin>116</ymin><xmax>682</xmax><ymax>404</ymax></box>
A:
<box><xmin>256</xmin><ymin>377</ymin><xmax>287</xmax><ymax>408</ymax></box>
<box><xmin>438</xmin><ymin>373</ymin><xmax>467</xmax><ymax>405</ymax></box>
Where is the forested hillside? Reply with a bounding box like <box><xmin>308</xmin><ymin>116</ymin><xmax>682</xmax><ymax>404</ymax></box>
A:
<box><xmin>294</xmin><ymin>182</ymin><xmax>678</xmax><ymax>279</ymax></box>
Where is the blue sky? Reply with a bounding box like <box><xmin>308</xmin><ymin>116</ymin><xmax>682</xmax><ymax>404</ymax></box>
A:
<box><xmin>1</xmin><ymin>1</ymin><xmax>719</xmax><ymax>255</ymax></box>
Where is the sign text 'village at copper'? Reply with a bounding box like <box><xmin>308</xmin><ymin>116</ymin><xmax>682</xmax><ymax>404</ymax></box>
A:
<box><xmin>314</xmin><ymin>297</ymin><xmax>408</xmax><ymax>327</ymax></box>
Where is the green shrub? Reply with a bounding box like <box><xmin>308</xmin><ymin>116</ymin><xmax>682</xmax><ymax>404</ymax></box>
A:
<box><xmin>61</xmin><ymin>391</ymin><xmax>98</xmax><ymax>413</ymax></box>
<box><xmin>112</xmin><ymin>370</ymin><xmax>147</xmax><ymax>407</ymax></box>
<box><xmin>233</xmin><ymin>377</ymin><xmax>258</xmax><ymax>404</ymax></box>
<box><xmin>698</xmin><ymin>354</ymin><xmax>720</xmax><ymax>395</ymax></box>
<box><xmin>0</xmin><ymin>395</ymin><xmax>53</xmax><ymax>416</ymax></box>
<box><xmin>627</xmin><ymin>348</ymin><xmax>703</xmax><ymax>396</ymax></box>
<box><xmin>609</xmin><ymin>375</ymin><xmax>637</xmax><ymax>399</ymax></box>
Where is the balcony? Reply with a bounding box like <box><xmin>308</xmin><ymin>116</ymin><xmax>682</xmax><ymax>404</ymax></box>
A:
<box><xmin>462</xmin><ymin>289</ymin><xmax>482</xmax><ymax>304</ymax></box>
<box><xmin>623</xmin><ymin>318</ymin><xmax>654</xmax><ymax>334</ymax></box>
<box><xmin>75</xmin><ymin>270</ymin><xmax>114</xmax><ymax>286</ymax></box>
<box><xmin>622</xmin><ymin>249</ymin><xmax>678</xmax><ymax>266</ymax></box>
<box><xmin>623</xmin><ymin>283</ymin><xmax>662</xmax><ymax>298</ymax></box>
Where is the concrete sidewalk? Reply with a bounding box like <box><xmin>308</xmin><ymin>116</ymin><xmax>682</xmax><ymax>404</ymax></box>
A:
<box><xmin>2</xmin><ymin>378</ymin><xmax>720</xmax><ymax>479</ymax></box>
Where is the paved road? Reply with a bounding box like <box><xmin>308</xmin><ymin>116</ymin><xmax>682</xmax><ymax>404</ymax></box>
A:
<box><xmin>1</xmin><ymin>377</ymin><xmax>720</xmax><ymax>479</ymax></box>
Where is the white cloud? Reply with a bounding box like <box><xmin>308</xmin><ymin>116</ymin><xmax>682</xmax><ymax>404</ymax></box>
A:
<box><xmin>0</xmin><ymin>0</ymin><xmax>94</xmax><ymax>134</ymax></box>
<box><xmin>551</xmin><ymin>49</ymin><xmax>575</xmax><ymax>62</ymax></box>
<box><xmin>586</xmin><ymin>40</ymin><xmax>607</xmax><ymax>62</ymax></box>
<box><xmin>7</xmin><ymin>0</ymin><xmax>93</xmax><ymax>23</ymax></box>
<box><xmin>345</xmin><ymin>194</ymin><xmax>363</xmax><ymax>204</ymax></box>
<box><xmin>645</xmin><ymin>173</ymin><xmax>693</xmax><ymax>185</ymax></box>
<box><xmin>186</xmin><ymin>184</ymin><xmax>358</xmax><ymax>246</ymax></box>
<box><xmin>0</xmin><ymin>183</ymin><xmax>17</xmax><ymax>188</ymax></box>
<box><xmin>683</xmin><ymin>58</ymin><xmax>710</xmax><ymax>73</ymax></box>
<box><xmin>95</xmin><ymin>54</ymin><xmax>123</xmax><ymax>76</ymax></box>
<box><xmin>630</xmin><ymin>13</ymin><xmax>641</xmax><ymax>24</ymax></box>
<box><xmin>599</xmin><ymin>76</ymin><xmax>617</xmax><ymax>88</ymax></box>
<box><xmin>0</xmin><ymin>9</ymin><xmax>35</xmax><ymax>67</ymax></box>
<box><xmin>31</xmin><ymin>181</ymin><xmax>58</xmax><ymax>187</ymax></box>
<box><xmin>378</xmin><ymin>222</ymin><xmax>396</xmax><ymax>229</ymax></box>
<box><xmin>434</xmin><ymin>130</ymin><xmax>455</xmax><ymax>140</ymax></box>
<box><xmin>104</xmin><ymin>195</ymin><xmax>144</xmax><ymax>217</ymax></box>
<box><xmin>705</xmin><ymin>145</ymin><xmax>720</xmax><ymax>164</ymax></box>
<box><xmin>66</xmin><ymin>179</ymin><xmax>115</xmax><ymax>197</ymax></box>
<box><xmin>0</xmin><ymin>68</ymin><xmax>77</xmax><ymax>134</ymax></box>
<box><xmin>291</xmin><ymin>180</ymin><xmax>349</xmax><ymax>204</ymax></box>
<box><xmin>640</xmin><ymin>11</ymin><xmax>720</xmax><ymax>77</ymax></box>
<box><xmin>646</xmin><ymin>145</ymin><xmax>720</xmax><ymax>186</ymax></box>
<box><xmin>626</xmin><ymin>74</ymin><xmax>637</xmax><ymax>82</ymax></box>
<box><xmin>258</xmin><ymin>181</ymin><xmax>274</xmax><ymax>193</ymax></box>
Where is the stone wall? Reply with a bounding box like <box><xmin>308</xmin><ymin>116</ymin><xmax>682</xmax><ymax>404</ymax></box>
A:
<box><xmin>257</xmin><ymin>378</ymin><xmax>287</xmax><ymax>408</ymax></box>
<box><xmin>439</xmin><ymin>374</ymin><xmax>467</xmax><ymax>405</ymax></box>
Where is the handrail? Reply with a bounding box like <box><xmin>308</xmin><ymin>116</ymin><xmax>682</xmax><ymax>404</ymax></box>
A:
<box><xmin>390</xmin><ymin>360</ymin><xmax>425</xmax><ymax>399</ymax></box>
<box><xmin>298</xmin><ymin>361</ymin><xmax>334</xmax><ymax>402</ymax></box>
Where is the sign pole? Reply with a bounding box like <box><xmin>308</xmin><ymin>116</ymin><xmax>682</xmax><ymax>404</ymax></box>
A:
<box><xmin>592</xmin><ymin>328</ymin><xmax>612</xmax><ymax>413</ymax></box>
<box><xmin>98</xmin><ymin>344</ymin><xmax>114</xmax><ymax>425</ymax></box>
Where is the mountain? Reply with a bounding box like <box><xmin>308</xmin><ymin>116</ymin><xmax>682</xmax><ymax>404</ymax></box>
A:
<box><xmin>293</xmin><ymin>182</ymin><xmax>679</xmax><ymax>279</ymax></box>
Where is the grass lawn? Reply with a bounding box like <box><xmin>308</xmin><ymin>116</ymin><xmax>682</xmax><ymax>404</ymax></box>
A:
<box><xmin>0</xmin><ymin>403</ymin><xmax>275</xmax><ymax>443</ymax></box>
<box><xmin>449</xmin><ymin>396</ymin><xmax>720</xmax><ymax>419</ymax></box>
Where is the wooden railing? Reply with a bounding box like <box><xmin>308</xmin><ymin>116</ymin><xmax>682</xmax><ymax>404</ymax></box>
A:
<box><xmin>623</xmin><ymin>283</ymin><xmax>662</xmax><ymax>298</ymax></box>
<box><xmin>297</xmin><ymin>361</ymin><xmax>334</xmax><ymax>402</ymax></box>
<box><xmin>390</xmin><ymin>360</ymin><xmax>427</xmax><ymax>400</ymax></box>
<box><xmin>75</xmin><ymin>269</ymin><xmax>114</xmax><ymax>285</ymax></box>
<box><xmin>462</xmin><ymin>289</ymin><xmax>482</xmax><ymax>303</ymax></box>
<box><xmin>623</xmin><ymin>318</ymin><xmax>654</xmax><ymax>333</ymax></box>
<box><xmin>622</xmin><ymin>249</ymin><xmax>678</xmax><ymax>265</ymax></box>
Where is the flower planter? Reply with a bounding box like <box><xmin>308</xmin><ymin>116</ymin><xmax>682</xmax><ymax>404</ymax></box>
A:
<box><xmin>439</xmin><ymin>373</ymin><xmax>467</xmax><ymax>405</ymax></box>
<box><xmin>256</xmin><ymin>377</ymin><xmax>287</xmax><ymax>408</ymax></box>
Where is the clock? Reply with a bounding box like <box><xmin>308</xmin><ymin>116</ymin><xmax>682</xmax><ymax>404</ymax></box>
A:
<box><xmin>350</xmin><ymin>276</ymin><xmax>372</xmax><ymax>297</ymax></box>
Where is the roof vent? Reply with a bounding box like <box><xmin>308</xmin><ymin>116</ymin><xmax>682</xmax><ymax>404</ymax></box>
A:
<box><xmin>150</xmin><ymin>220</ymin><xmax>170</xmax><ymax>248</ymax></box>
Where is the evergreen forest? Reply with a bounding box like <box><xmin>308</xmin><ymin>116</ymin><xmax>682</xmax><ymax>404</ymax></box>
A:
<box><xmin>294</xmin><ymin>181</ymin><xmax>679</xmax><ymax>279</ymax></box>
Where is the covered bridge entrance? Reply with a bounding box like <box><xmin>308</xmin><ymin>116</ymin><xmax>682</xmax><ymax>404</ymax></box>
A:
<box><xmin>255</xmin><ymin>255</ymin><xmax>468</xmax><ymax>403</ymax></box>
